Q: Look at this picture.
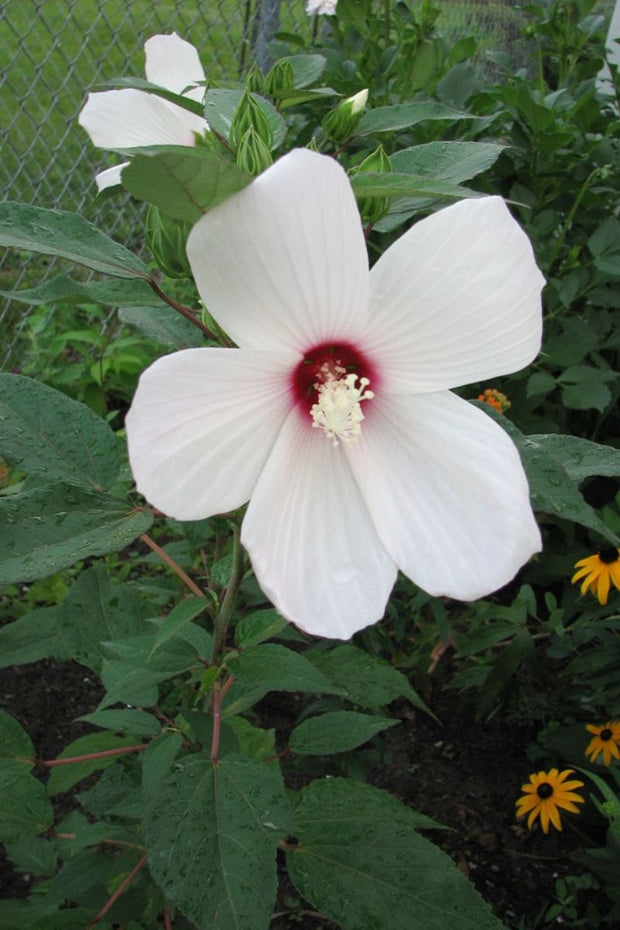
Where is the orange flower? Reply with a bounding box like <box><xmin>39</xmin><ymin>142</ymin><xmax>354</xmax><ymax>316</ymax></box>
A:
<box><xmin>477</xmin><ymin>388</ymin><xmax>511</xmax><ymax>414</ymax></box>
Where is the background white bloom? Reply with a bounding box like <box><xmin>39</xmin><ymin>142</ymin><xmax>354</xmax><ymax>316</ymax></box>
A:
<box><xmin>306</xmin><ymin>0</ymin><xmax>338</xmax><ymax>15</ymax></box>
<box><xmin>126</xmin><ymin>149</ymin><xmax>544</xmax><ymax>640</ymax></box>
<box><xmin>79</xmin><ymin>33</ymin><xmax>208</xmax><ymax>191</ymax></box>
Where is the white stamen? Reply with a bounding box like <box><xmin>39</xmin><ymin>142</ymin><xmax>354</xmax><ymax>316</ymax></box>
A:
<box><xmin>310</xmin><ymin>373</ymin><xmax>374</xmax><ymax>446</ymax></box>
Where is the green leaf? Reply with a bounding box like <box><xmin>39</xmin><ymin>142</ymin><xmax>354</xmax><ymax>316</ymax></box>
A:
<box><xmin>78</xmin><ymin>709</ymin><xmax>162</xmax><ymax>739</ymax></box>
<box><xmin>121</xmin><ymin>147</ymin><xmax>252</xmax><ymax>223</ymax></box>
<box><xmin>224</xmin><ymin>643</ymin><xmax>345</xmax><ymax>703</ymax></box>
<box><xmin>234</xmin><ymin>608</ymin><xmax>288</xmax><ymax>647</ymax></box>
<box><xmin>0</xmin><ymin>202</ymin><xmax>150</xmax><ymax>278</ymax></box>
<box><xmin>144</xmin><ymin>754</ymin><xmax>292</xmax><ymax>930</ymax></box>
<box><xmin>289</xmin><ymin>711</ymin><xmax>398</xmax><ymax>755</ymax></box>
<box><xmin>0</xmin><ymin>607</ymin><xmax>62</xmax><ymax>668</ymax></box>
<box><xmin>558</xmin><ymin>365</ymin><xmax>615</xmax><ymax>412</ymax></box>
<box><xmin>0</xmin><ymin>484</ymin><xmax>153</xmax><ymax>584</ymax></box>
<box><xmin>46</xmin><ymin>731</ymin><xmax>144</xmax><ymax>796</ymax></box>
<box><xmin>0</xmin><ymin>710</ymin><xmax>35</xmax><ymax>768</ymax></box>
<box><xmin>526</xmin><ymin>371</ymin><xmax>556</xmax><ymax>398</ymax></box>
<box><xmin>118</xmin><ymin>305</ymin><xmax>205</xmax><ymax>349</ymax></box>
<box><xmin>356</xmin><ymin>101</ymin><xmax>477</xmax><ymax>135</ymax></box>
<box><xmin>307</xmin><ymin>644</ymin><xmax>430</xmax><ymax>713</ymax></box>
<box><xmin>225</xmin><ymin>716</ymin><xmax>275</xmax><ymax>760</ymax></box>
<box><xmin>142</xmin><ymin>732</ymin><xmax>184</xmax><ymax>797</ymax></box>
<box><xmin>390</xmin><ymin>141</ymin><xmax>505</xmax><ymax>184</ymax></box>
<box><xmin>288</xmin><ymin>54</ymin><xmax>327</xmax><ymax>87</ymax></box>
<box><xmin>0</xmin><ymin>375</ymin><xmax>120</xmax><ymax>491</ymax></box>
<box><xmin>204</xmin><ymin>88</ymin><xmax>287</xmax><ymax>148</ymax></box>
<box><xmin>0</xmin><ymin>274</ymin><xmax>159</xmax><ymax>307</ymax></box>
<box><xmin>149</xmin><ymin>597</ymin><xmax>211</xmax><ymax>657</ymax></box>
<box><xmin>0</xmin><ymin>769</ymin><xmax>54</xmax><ymax>843</ymax></box>
<box><xmin>350</xmin><ymin>172</ymin><xmax>478</xmax><ymax>201</ymax></box>
<box><xmin>528</xmin><ymin>434</ymin><xmax>620</xmax><ymax>484</ymax></box>
<box><xmin>5</xmin><ymin>836</ymin><xmax>58</xmax><ymax>877</ymax></box>
<box><xmin>288</xmin><ymin>778</ymin><xmax>507</xmax><ymax>930</ymax></box>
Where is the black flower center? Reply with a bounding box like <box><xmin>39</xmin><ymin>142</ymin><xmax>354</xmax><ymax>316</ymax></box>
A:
<box><xmin>599</xmin><ymin>546</ymin><xmax>620</xmax><ymax>565</ymax></box>
<box><xmin>537</xmin><ymin>783</ymin><xmax>553</xmax><ymax>799</ymax></box>
<box><xmin>601</xmin><ymin>728</ymin><xmax>613</xmax><ymax>742</ymax></box>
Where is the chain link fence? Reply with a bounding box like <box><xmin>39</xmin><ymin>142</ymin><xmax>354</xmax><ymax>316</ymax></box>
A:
<box><xmin>1</xmin><ymin>1</ymin><xmax>612</xmax><ymax>370</ymax></box>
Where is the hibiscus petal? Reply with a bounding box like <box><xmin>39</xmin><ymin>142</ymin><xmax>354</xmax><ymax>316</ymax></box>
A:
<box><xmin>79</xmin><ymin>88</ymin><xmax>204</xmax><ymax>151</ymax></box>
<box><xmin>144</xmin><ymin>33</ymin><xmax>206</xmax><ymax>103</ymax></box>
<box><xmin>364</xmin><ymin>196</ymin><xmax>544</xmax><ymax>394</ymax></box>
<box><xmin>125</xmin><ymin>347</ymin><xmax>295</xmax><ymax>520</ymax></box>
<box><xmin>94</xmin><ymin>164</ymin><xmax>127</xmax><ymax>192</ymax></box>
<box><xmin>346</xmin><ymin>391</ymin><xmax>541</xmax><ymax>601</ymax></box>
<box><xmin>242</xmin><ymin>409</ymin><xmax>397</xmax><ymax>639</ymax></box>
<box><xmin>186</xmin><ymin>149</ymin><xmax>370</xmax><ymax>353</ymax></box>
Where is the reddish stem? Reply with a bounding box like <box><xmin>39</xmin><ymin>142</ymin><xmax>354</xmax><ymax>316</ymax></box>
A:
<box><xmin>87</xmin><ymin>853</ymin><xmax>147</xmax><ymax>926</ymax></box>
<box><xmin>38</xmin><ymin>743</ymin><xmax>148</xmax><ymax>767</ymax></box>
<box><xmin>147</xmin><ymin>277</ymin><xmax>214</xmax><ymax>338</ymax></box>
<box><xmin>264</xmin><ymin>747</ymin><xmax>292</xmax><ymax>764</ymax></box>
<box><xmin>141</xmin><ymin>533</ymin><xmax>206</xmax><ymax>599</ymax></box>
<box><xmin>163</xmin><ymin>905</ymin><xmax>172</xmax><ymax>930</ymax></box>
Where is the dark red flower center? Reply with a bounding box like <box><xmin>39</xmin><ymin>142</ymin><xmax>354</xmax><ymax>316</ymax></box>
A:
<box><xmin>537</xmin><ymin>783</ymin><xmax>553</xmax><ymax>799</ymax></box>
<box><xmin>601</xmin><ymin>728</ymin><xmax>613</xmax><ymax>742</ymax></box>
<box><xmin>599</xmin><ymin>547</ymin><xmax>619</xmax><ymax>565</ymax></box>
<box><xmin>292</xmin><ymin>341</ymin><xmax>377</xmax><ymax>410</ymax></box>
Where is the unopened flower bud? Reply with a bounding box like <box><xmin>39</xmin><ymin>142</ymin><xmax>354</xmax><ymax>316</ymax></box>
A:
<box><xmin>265</xmin><ymin>59</ymin><xmax>295</xmax><ymax>96</ymax></box>
<box><xmin>245</xmin><ymin>64</ymin><xmax>265</xmax><ymax>94</ymax></box>
<box><xmin>229</xmin><ymin>91</ymin><xmax>274</xmax><ymax>151</ymax></box>
<box><xmin>322</xmin><ymin>89</ymin><xmax>368</xmax><ymax>144</ymax></box>
<box><xmin>350</xmin><ymin>144</ymin><xmax>391</xmax><ymax>225</ymax></box>
<box><xmin>235</xmin><ymin>127</ymin><xmax>273</xmax><ymax>177</ymax></box>
<box><xmin>145</xmin><ymin>205</ymin><xmax>192</xmax><ymax>279</ymax></box>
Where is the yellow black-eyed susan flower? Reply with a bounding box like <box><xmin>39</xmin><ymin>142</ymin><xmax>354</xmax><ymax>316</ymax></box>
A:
<box><xmin>585</xmin><ymin>721</ymin><xmax>620</xmax><ymax>766</ymax></box>
<box><xmin>571</xmin><ymin>547</ymin><xmax>620</xmax><ymax>605</ymax></box>
<box><xmin>516</xmin><ymin>768</ymin><xmax>585</xmax><ymax>833</ymax></box>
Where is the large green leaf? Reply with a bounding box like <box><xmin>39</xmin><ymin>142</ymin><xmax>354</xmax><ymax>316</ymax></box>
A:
<box><xmin>307</xmin><ymin>644</ymin><xmax>430</xmax><ymax>713</ymax></box>
<box><xmin>0</xmin><ymin>769</ymin><xmax>54</xmax><ymax>844</ymax></box>
<box><xmin>0</xmin><ymin>202</ymin><xmax>149</xmax><ymax>278</ymax></box>
<box><xmin>119</xmin><ymin>305</ymin><xmax>205</xmax><ymax>349</ymax></box>
<box><xmin>121</xmin><ymin>147</ymin><xmax>252</xmax><ymax>223</ymax></box>
<box><xmin>225</xmin><ymin>643</ymin><xmax>345</xmax><ymax>700</ymax></box>
<box><xmin>144</xmin><ymin>753</ymin><xmax>292</xmax><ymax>930</ymax></box>
<box><xmin>0</xmin><ymin>483</ymin><xmax>153</xmax><ymax>583</ymax></box>
<box><xmin>0</xmin><ymin>607</ymin><xmax>62</xmax><ymax>668</ymax></box>
<box><xmin>0</xmin><ymin>274</ymin><xmax>159</xmax><ymax>307</ymax></box>
<box><xmin>356</xmin><ymin>101</ymin><xmax>477</xmax><ymax>135</ymax></box>
<box><xmin>289</xmin><ymin>711</ymin><xmax>398</xmax><ymax>755</ymax></box>
<box><xmin>529</xmin><ymin>433</ymin><xmax>620</xmax><ymax>483</ymax></box>
<box><xmin>288</xmin><ymin>778</ymin><xmax>506</xmax><ymax>930</ymax></box>
<box><xmin>0</xmin><ymin>375</ymin><xmax>120</xmax><ymax>491</ymax></box>
<box><xmin>350</xmin><ymin>172</ymin><xmax>477</xmax><ymax>201</ymax></box>
<box><xmin>390</xmin><ymin>141</ymin><xmax>505</xmax><ymax>182</ymax></box>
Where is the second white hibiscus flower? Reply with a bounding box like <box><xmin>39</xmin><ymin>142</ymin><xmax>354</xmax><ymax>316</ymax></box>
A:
<box><xmin>126</xmin><ymin>149</ymin><xmax>544</xmax><ymax>639</ymax></box>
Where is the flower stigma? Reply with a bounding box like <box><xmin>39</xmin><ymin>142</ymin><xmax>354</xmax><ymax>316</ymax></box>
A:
<box><xmin>292</xmin><ymin>341</ymin><xmax>376</xmax><ymax>447</ymax></box>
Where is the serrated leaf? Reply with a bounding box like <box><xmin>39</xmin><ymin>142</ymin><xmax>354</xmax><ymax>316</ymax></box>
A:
<box><xmin>289</xmin><ymin>711</ymin><xmax>398</xmax><ymax>755</ymax></box>
<box><xmin>0</xmin><ymin>483</ymin><xmax>153</xmax><ymax>584</ymax></box>
<box><xmin>0</xmin><ymin>274</ymin><xmax>158</xmax><ymax>307</ymax></box>
<box><xmin>307</xmin><ymin>644</ymin><xmax>430</xmax><ymax>713</ymax></box>
<box><xmin>204</xmin><ymin>88</ymin><xmax>287</xmax><ymax>149</ymax></box>
<box><xmin>0</xmin><ymin>375</ymin><xmax>120</xmax><ymax>490</ymax></box>
<box><xmin>121</xmin><ymin>147</ymin><xmax>252</xmax><ymax>223</ymax></box>
<box><xmin>144</xmin><ymin>754</ymin><xmax>292</xmax><ymax>930</ymax></box>
<box><xmin>390</xmin><ymin>141</ymin><xmax>505</xmax><ymax>183</ymax></box>
<box><xmin>46</xmin><ymin>731</ymin><xmax>144</xmax><ymax>796</ymax></box>
<box><xmin>225</xmin><ymin>643</ymin><xmax>345</xmax><ymax>702</ymax></box>
<box><xmin>528</xmin><ymin>434</ymin><xmax>620</xmax><ymax>484</ymax></box>
<box><xmin>288</xmin><ymin>778</ymin><xmax>506</xmax><ymax>930</ymax></box>
<box><xmin>356</xmin><ymin>101</ymin><xmax>477</xmax><ymax>135</ymax></box>
<box><xmin>0</xmin><ymin>769</ymin><xmax>54</xmax><ymax>843</ymax></box>
<box><xmin>0</xmin><ymin>202</ymin><xmax>149</xmax><ymax>278</ymax></box>
<box><xmin>119</xmin><ymin>305</ymin><xmax>205</xmax><ymax>349</ymax></box>
<box><xmin>149</xmin><ymin>597</ymin><xmax>210</xmax><ymax>657</ymax></box>
<box><xmin>234</xmin><ymin>608</ymin><xmax>288</xmax><ymax>647</ymax></box>
<box><xmin>350</xmin><ymin>172</ymin><xmax>478</xmax><ymax>201</ymax></box>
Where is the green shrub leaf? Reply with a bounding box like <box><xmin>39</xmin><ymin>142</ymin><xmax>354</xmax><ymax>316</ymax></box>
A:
<box><xmin>289</xmin><ymin>711</ymin><xmax>398</xmax><ymax>755</ymax></box>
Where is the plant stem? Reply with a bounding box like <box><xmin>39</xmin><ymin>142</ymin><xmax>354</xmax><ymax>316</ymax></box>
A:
<box><xmin>141</xmin><ymin>533</ymin><xmax>207</xmax><ymax>599</ymax></box>
<box><xmin>147</xmin><ymin>277</ymin><xmax>215</xmax><ymax>338</ymax></box>
<box><xmin>38</xmin><ymin>743</ymin><xmax>148</xmax><ymax>767</ymax></box>
<box><xmin>87</xmin><ymin>853</ymin><xmax>147</xmax><ymax>926</ymax></box>
<box><xmin>163</xmin><ymin>906</ymin><xmax>173</xmax><ymax>930</ymax></box>
<box><xmin>547</xmin><ymin>167</ymin><xmax>601</xmax><ymax>272</ymax></box>
<box><xmin>210</xmin><ymin>522</ymin><xmax>243</xmax><ymax>664</ymax></box>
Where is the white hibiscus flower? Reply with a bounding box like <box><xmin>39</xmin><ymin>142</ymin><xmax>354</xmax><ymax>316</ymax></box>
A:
<box><xmin>306</xmin><ymin>0</ymin><xmax>338</xmax><ymax>14</ymax></box>
<box><xmin>126</xmin><ymin>149</ymin><xmax>544</xmax><ymax>639</ymax></box>
<box><xmin>79</xmin><ymin>33</ymin><xmax>208</xmax><ymax>192</ymax></box>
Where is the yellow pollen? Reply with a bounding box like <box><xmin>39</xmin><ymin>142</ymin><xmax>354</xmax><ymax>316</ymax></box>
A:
<box><xmin>310</xmin><ymin>373</ymin><xmax>374</xmax><ymax>447</ymax></box>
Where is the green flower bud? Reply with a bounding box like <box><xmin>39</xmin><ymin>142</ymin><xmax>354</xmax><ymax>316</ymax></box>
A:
<box><xmin>235</xmin><ymin>127</ymin><xmax>273</xmax><ymax>177</ymax></box>
<box><xmin>264</xmin><ymin>59</ymin><xmax>296</xmax><ymax>96</ymax></box>
<box><xmin>322</xmin><ymin>88</ymin><xmax>368</xmax><ymax>144</ymax></box>
<box><xmin>145</xmin><ymin>205</ymin><xmax>192</xmax><ymax>279</ymax></box>
<box><xmin>229</xmin><ymin>91</ymin><xmax>274</xmax><ymax>151</ymax></box>
<box><xmin>350</xmin><ymin>144</ymin><xmax>392</xmax><ymax>225</ymax></box>
<box><xmin>245</xmin><ymin>63</ymin><xmax>265</xmax><ymax>94</ymax></box>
